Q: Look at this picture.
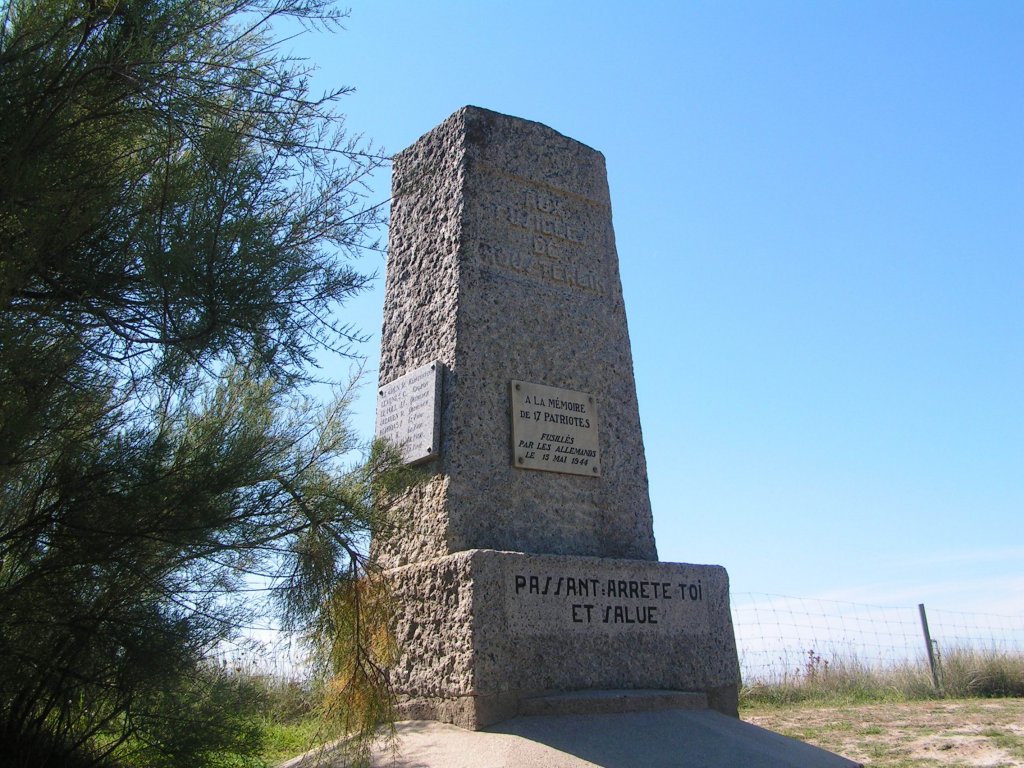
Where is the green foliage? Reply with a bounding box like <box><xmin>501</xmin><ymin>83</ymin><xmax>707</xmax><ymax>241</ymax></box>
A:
<box><xmin>0</xmin><ymin>0</ymin><xmax>383</xmax><ymax>383</ymax></box>
<box><xmin>0</xmin><ymin>0</ymin><xmax>405</xmax><ymax>765</ymax></box>
<box><xmin>111</xmin><ymin>665</ymin><xmax>269</xmax><ymax>768</ymax></box>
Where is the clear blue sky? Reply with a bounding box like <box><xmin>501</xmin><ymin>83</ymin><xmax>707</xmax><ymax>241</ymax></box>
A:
<box><xmin>293</xmin><ymin>2</ymin><xmax>1023</xmax><ymax>617</ymax></box>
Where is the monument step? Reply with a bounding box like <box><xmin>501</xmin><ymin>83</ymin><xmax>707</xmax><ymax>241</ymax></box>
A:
<box><xmin>519</xmin><ymin>689</ymin><xmax>707</xmax><ymax>717</ymax></box>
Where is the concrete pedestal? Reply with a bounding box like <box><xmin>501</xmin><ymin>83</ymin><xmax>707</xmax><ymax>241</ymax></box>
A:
<box><xmin>386</xmin><ymin>549</ymin><xmax>739</xmax><ymax>729</ymax></box>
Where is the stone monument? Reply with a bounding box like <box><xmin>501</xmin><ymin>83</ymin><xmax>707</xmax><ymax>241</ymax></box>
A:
<box><xmin>374</xmin><ymin>106</ymin><xmax>739</xmax><ymax>729</ymax></box>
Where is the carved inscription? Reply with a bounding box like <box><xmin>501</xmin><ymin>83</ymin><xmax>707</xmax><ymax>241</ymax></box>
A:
<box><xmin>375</xmin><ymin>361</ymin><xmax>442</xmax><ymax>465</ymax></box>
<box><xmin>511</xmin><ymin>380</ymin><xmax>600</xmax><ymax>477</ymax></box>
<box><xmin>506</xmin><ymin>563</ymin><xmax>712</xmax><ymax>636</ymax></box>
<box><xmin>476</xmin><ymin>174</ymin><xmax>607</xmax><ymax>296</ymax></box>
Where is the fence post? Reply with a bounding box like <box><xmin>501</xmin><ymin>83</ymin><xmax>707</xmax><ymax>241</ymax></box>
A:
<box><xmin>919</xmin><ymin>603</ymin><xmax>942</xmax><ymax>693</ymax></box>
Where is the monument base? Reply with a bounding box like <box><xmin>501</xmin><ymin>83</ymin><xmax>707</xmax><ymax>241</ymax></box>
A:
<box><xmin>385</xmin><ymin>549</ymin><xmax>740</xmax><ymax>729</ymax></box>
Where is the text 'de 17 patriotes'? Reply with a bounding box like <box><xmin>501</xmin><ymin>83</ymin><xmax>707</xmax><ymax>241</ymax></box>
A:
<box><xmin>510</xmin><ymin>380</ymin><xmax>600</xmax><ymax>477</ymax></box>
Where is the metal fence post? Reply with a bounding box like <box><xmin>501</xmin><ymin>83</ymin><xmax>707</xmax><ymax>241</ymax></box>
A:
<box><xmin>919</xmin><ymin>603</ymin><xmax>942</xmax><ymax>693</ymax></box>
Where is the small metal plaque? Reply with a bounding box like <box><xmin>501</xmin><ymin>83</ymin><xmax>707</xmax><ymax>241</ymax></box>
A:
<box><xmin>376</xmin><ymin>361</ymin><xmax>442</xmax><ymax>465</ymax></box>
<box><xmin>511</xmin><ymin>380</ymin><xmax>600</xmax><ymax>476</ymax></box>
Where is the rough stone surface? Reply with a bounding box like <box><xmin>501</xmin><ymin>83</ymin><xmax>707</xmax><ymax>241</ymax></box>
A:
<box><xmin>377</xmin><ymin>106</ymin><xmax>656</xmax><ymax>567</ymax></box>
<box><xmin>374</xmin><ymin>107</ymin><xmax>741</xmax><ymax>732</ymax></box>
<box><xmin>387</xmin><ymin>550</ymin><xmax>739</xmax><ymax>729</ymax></box>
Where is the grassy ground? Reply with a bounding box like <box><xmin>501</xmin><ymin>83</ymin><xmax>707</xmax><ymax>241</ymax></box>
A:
<box><xmin>745</xmin><ymin>698</ymin><xmax>1024</xmax><ymax>767</ymax></box>
<box><xmin>739</xmin><ymin>648</ymin><xmax>1024</xmax><ymax>767</ymax></box>
<box><xmin>249</xmin><ymin>677</ymin><xmax>344</xmax><ymax>766</ymax></box>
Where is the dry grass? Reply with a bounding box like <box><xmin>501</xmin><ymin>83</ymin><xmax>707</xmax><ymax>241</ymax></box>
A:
<box><xmin>745</xmin><ymin>698</ymin><xmax>1024</xmax><ymax>767</ymax></box>
<box><xmin>740</xmin><ymin>647</ymin><xmax>1024</xmax><ymax>708</ymax></box>
<box><xmin>741</xmin><ymin>648</ymin><xmax>1024</xmax><ymax>766</ymax></box>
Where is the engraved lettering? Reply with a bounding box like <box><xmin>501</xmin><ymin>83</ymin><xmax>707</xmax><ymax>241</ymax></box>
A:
<box><xmin>511</xmin><ymin>381</ymin><xmax>600</xmax><ymax>477</ymax></box>
<box><xmin>508</xmin><ymin>567</ymin><xmax>711</xmax><ymax>635</ymax></box>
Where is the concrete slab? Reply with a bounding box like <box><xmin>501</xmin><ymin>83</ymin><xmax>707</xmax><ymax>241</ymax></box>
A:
<box><xmin>285</xmin><ymin>710</ymin><xmax>862</xmax><ymax>768</ymax></box>
<box><xmin>485</xmin><ymin>710</ymin><xmax>863</xmax><ymax>767</ymax></box>
<box><xmin>519</xmin><ymin>689</ymin><xmax>708</xmax><ymax>717</ymax></box>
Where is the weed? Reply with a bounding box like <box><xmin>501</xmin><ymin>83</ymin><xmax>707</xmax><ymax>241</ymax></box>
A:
<box><xmin>740</xmin><ymin>647</ymin><xmax>1024</xmax><ymax>710</ymax></box>
<box><xmin>939</xmin><ymin>647</ymin><xmax>1024</xmax><ymax>698</ymax></box>
<box><xmin>804</xmin><ymin>649</ymin><xmax>830</xmax><ymax>682</ymax></box>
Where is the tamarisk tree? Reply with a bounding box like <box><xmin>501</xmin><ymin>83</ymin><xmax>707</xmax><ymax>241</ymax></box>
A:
<box><xmin>0</xmin><ymin>0</ymin><xmax>408</xmax><ymax>764</ymax></box>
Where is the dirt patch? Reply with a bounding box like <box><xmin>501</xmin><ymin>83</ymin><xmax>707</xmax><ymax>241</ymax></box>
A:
<box><xmin>745</xmin><ymin>698</ymin><xmax>1024</xmax><ymax>767</ymax></box>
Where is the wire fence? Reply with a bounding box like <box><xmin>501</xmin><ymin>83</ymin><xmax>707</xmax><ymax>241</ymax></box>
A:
<box><xmin>732</xmin><ymin>592</ymin><xmax>1024</xmax><ymax>684</ymax></box>
<box><xmin>213</xmin><ymin>630</ymin><xmax>311</xmax><ymax>681</ymax></box>
<box><xmin>217</xmin><ymin>590</ymin><xmax>1024</xmax><ymax>686</ymax></box>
